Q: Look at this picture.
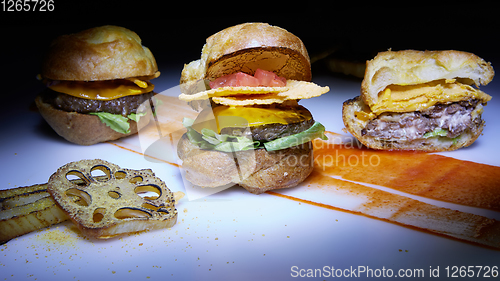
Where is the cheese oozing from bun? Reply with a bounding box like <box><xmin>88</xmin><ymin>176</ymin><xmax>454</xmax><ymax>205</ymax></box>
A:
<box><xmin>47</xmin><ymin>79</ymin><xmax>155</xmax><ymax>100</ymax></box>
<box><xmin>191</xmin><ymin>104</ymin><xmax>312</xmax><ymax>134</ymax></box>
<box><xmin>343</xmin><ymin>50</ymin><xmax>495</xmax><ymax>152</ymax></box>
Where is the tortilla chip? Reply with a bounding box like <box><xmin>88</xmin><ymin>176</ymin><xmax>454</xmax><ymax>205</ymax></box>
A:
<box><xmin>179</xmin><ymin>84</ymin><xmax>287</xmax><ymax>102</ymax></box>
<box><xmin>179</xmin><ymin>80</ymin><xmax>329</xmax><ymax>106</ymax></box>
<box><xmin>212</xmin><ymin>93</ymin><xmax>288</xmax><ymax>106</ymax></box>
<box><xmin>276</xmin><ymin>80</ymin><xmax>329</xmax><ymax>100</ymax></box>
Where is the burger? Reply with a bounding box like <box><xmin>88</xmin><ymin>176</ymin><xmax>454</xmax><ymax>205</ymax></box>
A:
<box><xmin>343</xmin><ymin>50</ymin><xmax>494</xmax><ymax>151</ymax></box>
<box><xmin>177</xmin><ymin>23</ymin><xmax>329</xmax><ymax>194</ymax></box>
<box><xmin>35</xmin><ymin>25</ymin><xmax>159</xmax><ymax>145</ymax></box>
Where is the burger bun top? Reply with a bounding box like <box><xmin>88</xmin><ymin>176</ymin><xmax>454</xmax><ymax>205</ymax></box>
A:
<box><xmin>180</xmin><ymin>23</ymin><xmax>311</xmax><ymax>84</ymax></box>
<box><xmin>361</xmin><ymin>50</ymin><xmax>494</xmax><ymax>107</ymax></box>
<box><xmin>41</xmin><ymin>25</ymin><xmax>158</xmax><ymax>81</ymax></box>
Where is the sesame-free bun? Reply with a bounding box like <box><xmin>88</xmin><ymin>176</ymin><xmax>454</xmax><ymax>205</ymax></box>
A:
<box><xmin>342</xmin><ymin>96</ymin><xmax>484</xmax><ymax>152</ymax></box>
<box><xmin>361</xmin><ymin>50</ymin><xmax>494</xmax><ymax>107</ymax></box>
<box><xmin>342</xmin><ymin>50</ymin><xmax>493</xmax><ymax>152</ymax></box>
<box><xmin>180</xmin><ymin>23</ymin><xmax>311</xmax><ymax>85</ymax></box>
<box><xmin>35</xmin><ymin>96</ymin><xmax>150</xmax><ymax>146</ymax></box>
<box><xmin>177</xmin><ymin>133</ymin><xmax>313</xmax><ymax>194</ymax></box>
<box><xmin>41</xmin><ymin>25</ymin><xmax>158</xmax><ymax>81</ymax></box>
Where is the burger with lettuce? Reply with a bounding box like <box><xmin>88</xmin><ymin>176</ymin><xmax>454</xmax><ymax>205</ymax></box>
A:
<box><xmin>35</xmin><ymin>25</ymin><xmax>159</xmax><ymax>145</ymax></box>
<box><xmin>177</xmin><ymin>23</ymin><xmax>329</xmax><ymax>194</ymax></box>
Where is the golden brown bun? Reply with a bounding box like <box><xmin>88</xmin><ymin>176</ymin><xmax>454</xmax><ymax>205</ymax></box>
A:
<box><xmin>342</xmin><ymin>96</ymin><xmax>484</xmax><ymax>152</ymax></box>
<box><xmin>177</xmin><ymin>134</ymin><xmax>313</xmax><ymax>194</ymax></box>
<box><xmin>180</xmin><ymin>23</ymin><xmax>311</xmax><ymax>85</ymax></box>
<box><xmin>41</xmin><ymin>25</ymin><xmax>158</xmax><ymax>81</ymax></box>
<box><xmin>35</xmin><ymin>96</ymin><xmax>150</xmax><ymax>145</ymax></box>
<box><xmin>361</xmin><ymin>50</ymin><xmax>494</xmax><ymax>107</ymax></box>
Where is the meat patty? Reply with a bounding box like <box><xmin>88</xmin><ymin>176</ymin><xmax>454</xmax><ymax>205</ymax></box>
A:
<box><xmin>40</xmin><ymin>88</ymin><xmax>155</xmax><ymax>116</ymax></box>
<box><xmin>362</xmin><ymin>100</ymin><xmax>484</xmax><ymax>141</ymax></box>
<box><xmin>220</xmin><ymin>116</ymin><xmax>315</xmax><ymax>142</ymax></box>
<box><xmin>218</xmin><ymin>105</ymin><xmax>314</xmax><ymax>142</ymax></box>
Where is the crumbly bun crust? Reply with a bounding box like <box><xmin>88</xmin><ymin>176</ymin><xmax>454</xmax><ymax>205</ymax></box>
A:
<box><xmin>177</xmin><ymin>133</ymin><xmax>313</xmax><ymax>194</ymax></box>
<box><xmin>41</xmin><ymin>25</ymin><xmax>158</xmax><ymax>81</ymax></box>
<box><xmin>361</xmin><ymin>50</ymin><xmax>494</xmax><ymax>107</ymax></box>
<box><xmin>35</xmin><ymin>96</ymin><xmax>149</xmax><ymax>145</ymax></box>
<box><xmin>342</xmin><ymin>96</ymin><xmax>484</xmax><ymax>152</ymax></box>
<box><xmin>180</xmin><ymin>23</ymin><xmax>311</xmax><ymax>84</ymax></box>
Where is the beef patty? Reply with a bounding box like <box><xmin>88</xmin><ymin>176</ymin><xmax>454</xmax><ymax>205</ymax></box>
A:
<box><xmin>362</xmin><ymin>100</ymin><xmax>484</xmax><ymax>141</ymax></box>
<box><xmin>40</xmin><ymin>88</ymin><xmax>155</xmax><ymax>116</ymax></box>
<box><xmin>214</xmin><ymin>104</ymin><xmax>314</xmax><ymax>142</ymax></box>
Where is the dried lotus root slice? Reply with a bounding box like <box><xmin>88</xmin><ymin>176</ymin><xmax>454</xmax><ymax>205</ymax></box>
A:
<box><xmin>47</xmin><ymin>159</ymin><xmax>178</xmax><ymax>239</ymax></box>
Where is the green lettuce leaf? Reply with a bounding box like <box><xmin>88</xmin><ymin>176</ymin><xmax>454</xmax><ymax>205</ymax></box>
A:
<box><xmin>183</xmin><ymin>117</ymin><xmax>328</xmax><ymax>152</ymax></box>
<box><xmin>127</xmin><ymin>111</ymin><xmax>147</xmax><ymax>122</ymax></box>
<box><xmin>423</xmin><ymin>128</ymin><xmax>448</xmax><ymax>138</ymax></box>
<box><xmin>182</xmin><ymin>117</ymin><xmax>195</xmax><ymax>128</ymax></box>
<box><xmin>89</xmin><ymin>111</ymin><xmax>146</xmax><ymax>134</ymax></box>
<box><xmin>423</xmin><ymin>127</ymin><xmax>460</xmax><ymax>145</ymax></box>
<box><xmin>264</xmin><ymin>121</ymin><xmax>328</xmax><ymax>151</ymax></box>
<box><xmin>90</xmin><ymin>112</ymin><xmax>131</xmax><ymax>134</ymax></box>
<box><xmin>184</xmin><ymin>122</ymin><xmax>259</xmax><ymax>153</ymax></box>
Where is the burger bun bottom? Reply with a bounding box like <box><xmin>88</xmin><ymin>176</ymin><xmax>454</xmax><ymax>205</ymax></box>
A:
<box><xmin>35</xmin><ymin>95</ymin><xmax>148</xmax><ymax>146</ymax></box>
<box><xmin>177</xmin><ymin>133</ymin><xmax>313</xmax><ymax>194</ymax></box>
<box><xmin>342</xmin><ymin>96</ymin><xmax>484</xmax><ymax>152</ymax></box>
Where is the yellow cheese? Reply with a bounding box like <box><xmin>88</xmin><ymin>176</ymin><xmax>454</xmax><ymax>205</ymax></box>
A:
<box><xmin>370</xmin><ymin>79</ymin><xmax>492</xmax><ymax>115</ymax></box>
<box><xmin>192</xmin><ymin>105</ymin><xmax>312</xmax><ymax>133</ymax></box>
<box><xmin>49</xmin><ymin>80</ymin><xmax>154</xmax><ymax>100</ymax></box>
<box><xmin>354</xmin><ymin>109</ymin><xmax>375</xmax><ymax>121</ymax></box>
<box><xmin>125</xmin><ymin>77</ymin><xmax>149</xmax><ymax>88</ymax></box>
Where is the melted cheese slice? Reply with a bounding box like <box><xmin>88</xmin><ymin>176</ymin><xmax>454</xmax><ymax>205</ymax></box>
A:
<box><xmin>370</xmin><ymin>79</ymin><xmax>492</xmax><ymax>115</ymax></box>
<box><xmin>191</xmin><ymin>105</ymin><xmax>312</xmax><ymax>134</ymax></box>
<box><xmin>49</xmin><ymin>80</ymin><xmax>154</xmax><ymax>100</ymax></box>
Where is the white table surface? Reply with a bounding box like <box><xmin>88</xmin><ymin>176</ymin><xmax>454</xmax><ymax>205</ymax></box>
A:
<box><xmin>1</xmin><ymin>65</ymin><xmax>499</xmax><ymax>280</ymax></box>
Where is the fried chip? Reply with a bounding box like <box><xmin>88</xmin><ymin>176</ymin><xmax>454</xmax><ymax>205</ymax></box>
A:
<box><xmin>276</xmin><ymin>80</ymin><xmax>329</xmax><ymax>100</ymax></box>
<box><xmin>212</xmin><ymin>93</ymin><xmax>288</xmax><ymax>106</ymax></box>
<box><xmin>179</xmin><ymin>84</ymin><xmax>287</xmax><ymax>102</ymax></box>
<box><xmin>179</xmin><ymin>80</ymin><xmax>329</xmax><ymax>106</ymax></box>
